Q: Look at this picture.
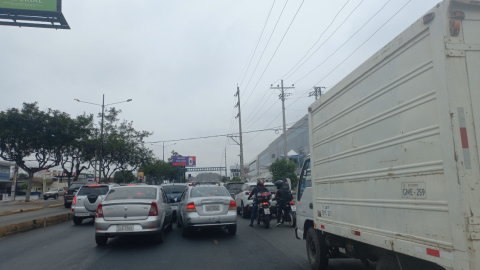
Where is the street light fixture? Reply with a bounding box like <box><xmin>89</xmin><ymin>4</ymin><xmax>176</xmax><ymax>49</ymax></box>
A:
<box><xmin>74</xmin><ymin>94</ymin><xmax>132</xmax><ymax>182</ymax></box>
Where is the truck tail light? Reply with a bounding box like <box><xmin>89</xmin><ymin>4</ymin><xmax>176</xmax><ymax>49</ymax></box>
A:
<box><xmin>96</xmin><ymin>203</ymin><xmax>104</xmax><ymax>218</ymax></box>
<box><xmin>149</xmin><ymin>202</ymin><xmax>159</xmax><ymax>216</ymax></box>
<box><xmin>229</xmin><ymin>201</ymin><xmax>236</xmax><ymax>211</ymax></box>
<box><xmin>187</xmin><ymin>202</ymin><xmax>196</xmax><ymax>212</ymax></box>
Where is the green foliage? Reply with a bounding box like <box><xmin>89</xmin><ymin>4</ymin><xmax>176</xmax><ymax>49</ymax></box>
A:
<box><xmin>269</xmin><ymin>158</ymin><xmax>299</xmax><ymax>190</ymax></box>
<box><xmin>221</xmin><ymin>177</ymin><xmax>228</xmax><ymax>183</ymax></box>
<box><xmin>230</xmin><ymin>177</ymin><xmax>242</xmax><ymax>182</ymax></box>
<box><xmin>139</xmin><ymin>159</ymin><xmax>173</xmax><ymax>182</ymax></box>
<box><xmin>19</xmin><ymin>182</ymin><xmax>28</xmax><ymax>190</ymax></box>
<box><xmin>113</xmin><ymin>170</ymin><xmax>136</xmax><ymax>183</ymax></box>
<box><xmin>18</xmin><ymin>173</ymin><xmax>29</xmax><ymax>179</ymax></box>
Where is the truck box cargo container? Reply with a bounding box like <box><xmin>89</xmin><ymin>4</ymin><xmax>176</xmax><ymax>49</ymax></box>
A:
<box><xmin>295</xmin><ymin>1</ymin><xmax>480</xmax><ymax>269</ymax></box>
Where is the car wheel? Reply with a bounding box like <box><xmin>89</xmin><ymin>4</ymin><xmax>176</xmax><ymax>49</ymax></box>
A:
<box><xmin>64</xmin><ymin>202</ymin><xmax>71</xmax><ymax>208</ymax></box>
<box><xmin>44</xmin><ymin>196</ymin><xmax>47</xmax><ymax>200</ymax></box>
<box><xmin>73</xmin><ymin>218</ymin><xmax>82</xmax><ymax>225</ymax></box>
<box><xmin>376</xmin><ymin>256</ymin><xmax>401</xmax><ymax>270</ymax></box>
<box><xmin>306</xmin><ymin>227</ymin><xmax>329</xmax><ymax>270</ymax></box>
<box><xmin>289</xmin><ymin>211</ymin><xmax>296</xmax><ymax>228</ymax></box>
<box><xmin>95</xmin><ymin>235</ymin><xmax>108</xmax><ymax>246</ymax></box>
<box><xmin>227</xmin><ymin>225</ymin><xmax>237</xmax><ymax>235</ymax></box>
<box><xmin>55</xmin><ymin>194</ymin><xmax>58</xmax><ymax>200</ymax></box>
<box><xmin>181</xmin><ymin>219</ymin><xmax>190</xmax><ymax>238</ymax></box>
<box><xmin>237</xmin><ymin>206</ymin><xmax>240</xmax><ymax>215</ymax></box>
<box><xmin>165</xmin><ymin>219</ymin><xmax>173</xmax><ymax>232</ymax></box>
<box><xmin>241</xmin><ymin>202</ymin><xmax>249</xmax><ymax>219</ymax></box>
<box><xmin>154</xmin><ymin>228</ymin><xmax>165</xmax><ymax>244</ymax></box>
<box><xmin>176</xmin><ymin>216</ymin><xmax>181</xmax><ymax>228</ymax></box>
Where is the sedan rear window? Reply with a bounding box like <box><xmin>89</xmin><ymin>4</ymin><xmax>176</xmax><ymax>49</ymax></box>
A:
<box><xmin>69</xmin><ymin>184</ymin><xmax>83</xmax><ymax>189</ymax></box>
<box><xmin>77</xmin><ymin>186</ymin><xmax>109</xmax><ymax>196</ymax></box>
<box><xmin>190</xmin><ymin>187</ymin><xmax>229</xmax><ymax>198</ymax></box>
<box><xmin>162</xmin><ymin>185</ymin><xmax>187</xmax><ymax>194</ymax></box>
<box><xmin>105</xmin><ymin>187</ymin><xmax>157</xmax><ymax>201</ymax></box>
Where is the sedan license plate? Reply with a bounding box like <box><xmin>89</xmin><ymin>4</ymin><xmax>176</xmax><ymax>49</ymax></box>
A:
<box><xmin>205</xmin><ymin>205</ymin><xmax>220</xmax><ymax>212</ymax></box>
<box><xmin>291</xmin><ymin>206</ymin><xmax>296</xmax><ymax>211</ymax></box>
<box><xmin>117</xmin><ymin>225</ymin><xmax>134</xmax><ymax>232</ymax></box>
<box><xmin>264</xmin><ymin>208</ymin><xmax>270</xmax><ymax>215</ymax></box>
<box><xmin>76</xmin><ymin>213</ymin><xmax>89</xmax><ymax>217</ymax></box>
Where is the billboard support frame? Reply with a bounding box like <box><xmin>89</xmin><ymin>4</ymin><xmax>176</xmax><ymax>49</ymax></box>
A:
<box><xmin>0</xmin><ymin>0</ymin><xmax>70</xmax><ymax>30</ymax></box>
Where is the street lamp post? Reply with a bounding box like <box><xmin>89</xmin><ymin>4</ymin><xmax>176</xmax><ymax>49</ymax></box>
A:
<box><xmin>74</xmin><ymin>94</ymin><xmax>132</xmax><ymax>182</ymax></box>
<box><xmin>162</xmin><ymin>142</ymin><xmax>177</xmax><ymax>161</ymax></box>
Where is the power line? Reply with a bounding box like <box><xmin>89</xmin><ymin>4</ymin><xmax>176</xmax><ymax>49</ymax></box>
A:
<box><xmin>311</xmin><ymin>0</ymin><xmax>412</xmax><ymax>86</ymax></box>
<box><xmin>241</xmin><ymin>0</ymin><xmax>289</xmax><ymax>98</ymax></box>
<box><xmin>287</xmin><ymin>0</ymin><xmax>365</xmax><ymax>82</ymax></box>
<box><xmin>294</xmin><ymin>0</ymin><xmax>392</xmax><ymax>84</ymax></box>
<box><xmin>238</xmin><ymin>0</ymin><xmax>276</xmax><ymax>88</ymax></box>
<box><xmin>274</xmin><ymin>0</ymin><xmax>350</xmax><ymax>84</ymax></box>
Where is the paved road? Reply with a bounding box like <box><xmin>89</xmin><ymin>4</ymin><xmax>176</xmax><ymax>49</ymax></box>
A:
<box><xmin>0</xmin><ymin>215</ymin><xmax>374</xmax><ymax>270</ymax></box>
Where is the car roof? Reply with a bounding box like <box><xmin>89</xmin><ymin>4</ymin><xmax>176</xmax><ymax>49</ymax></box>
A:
<box><xmin>246</xmin><ymin>182</ymin><xmax>274</xmax><ymax>186</ymax></box>
<box><xmin>161</xmin><ymin>183</ymin><xmax>187</xmax><ymax>186</ymax></box>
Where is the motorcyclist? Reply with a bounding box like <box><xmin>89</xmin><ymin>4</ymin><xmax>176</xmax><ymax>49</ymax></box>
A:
<box><xmin>247</xmin><ymin>179</ymin><xmax>269</xmax><ymax>227</ymax></box>
<box><xmin>274</xmin><ymin>180</ymin><xmax>288</xmax><ymax>226</ymax></box>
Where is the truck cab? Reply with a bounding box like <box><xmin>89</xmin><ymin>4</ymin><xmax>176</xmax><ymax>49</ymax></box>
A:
<box><xmin>295</xmin><ymin>157</ymin><xmax>313</xmax><ymax>240</ymax></box>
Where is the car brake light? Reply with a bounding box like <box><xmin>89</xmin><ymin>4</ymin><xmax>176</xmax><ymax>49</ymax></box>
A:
<box><xmin>262</xmin><ymin>202</ymin><xmax>268</xmax><ymax>205</ymax></box>
<box><xmin>88</xmin><ymin>185</ymin><xmax>101</xmax><ymax>187</ymax></box>
<box><xmin>72</xmin><ymin>196</ymin><xmax>77</xmax><ymax>205</ymax></box>
<box><xmin>96</xmin><ymin>203</ymin><xmax>104</xmax><ymax>218</ymax></box>
<box><xmin>149</xmin><ymin>202</ymin><xmax>159</xmax><ymax>216</ymax></box>
<box><xmin>187</xmin><ymin>202</ymin><xmax>196</xmax><ymax>212</ymax></box>
<box><xmin>229</xmin><ymin>201</ymin><xmax>236</xmax><ymax>210</ymax></box>
<box><xmin>65</xmin><ymin>190</ymin><xmax>68</xmax><ymax>195</ymax></box>
<box><xmin>289</xmin><ymin>201</ymin><xmax>295</xmax><ymax>205</ymax></box>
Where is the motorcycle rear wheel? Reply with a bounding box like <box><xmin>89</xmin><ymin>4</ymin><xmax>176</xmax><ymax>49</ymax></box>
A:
<box><xmin>263</xmin><ymin>214</ymin><xmax>270</xmax><ymax>229</ymax></box>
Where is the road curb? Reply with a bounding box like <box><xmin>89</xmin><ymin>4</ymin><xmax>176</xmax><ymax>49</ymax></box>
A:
<box><xmin>0</xmin><ymin>207</ymin><xmax>44</xmax><ymax>217</ymax></box>
<box><xmin>0</xmin><ymin>213</ymin><xmax>72</xmax><ymax>238</ymax></box>
<box><xmin>48</xmin><ymin>204</ymin><xmax>64</xmax><ymax>208</ymax></box>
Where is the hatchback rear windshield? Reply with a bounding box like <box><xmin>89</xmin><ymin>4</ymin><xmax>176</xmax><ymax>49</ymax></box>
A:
<box><xmin>69</xmin><ymin>184</ymin><xmax>83</xmax><ymax>189</ymax></box>
<box><xmin>77</xmin><ymin>186</ymin><xmax>109</xmax><ymax>196</ymax></box>
<box><xmin>162</xmin><ymin>185</ymin><xmax>187</xmax><ymax>194</ymax></box>
<box><xmin>190</xmin><ymin>186</ymin><xmax>229</xmax><ymax>198</ymax></box>
<box><xmin>248</xmin><ymin>185</ymin><xmax>276</xmax><ymax>192</ymax></box>
<box><xmin>105</xmin><ymin>187</ymin><xmax>157</xmax><ymax>201</ymax></box>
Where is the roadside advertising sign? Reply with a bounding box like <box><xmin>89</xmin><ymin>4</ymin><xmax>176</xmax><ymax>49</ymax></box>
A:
<box><xmin>137</xmin><ymin>171</ymin><xmax>144</xmax><ymax>177</ymax></box>
<box><xmin>172</xmin><ymin>156</ymin><xmax>196</xmax><ymax>167</ymax></box>
<box><xmin>0</xmin><ymin>0</ymin><xmax>59</xmax><ymax>12</ymax></box>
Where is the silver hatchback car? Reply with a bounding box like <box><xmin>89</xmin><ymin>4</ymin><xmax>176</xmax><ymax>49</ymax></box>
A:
<box><xmin>177</xmin><ymin>185</ymin><xmax>237</xmax><ymax>237</ymax></box>
<box><xmin>71</xmin><ymin>184</ymin><xmax>118</xmax><ymax>225</ymax></box>
<box><xmin>94</xmin><ymin>186</ymin><xmax>173</xmax><ymax>246</ymax></box>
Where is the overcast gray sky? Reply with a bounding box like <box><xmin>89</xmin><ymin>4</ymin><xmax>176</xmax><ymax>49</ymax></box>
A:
<box><xmin>0</xmin><ymin>0</ymin><xmax>442</xmax><ymax>175</ymax></box>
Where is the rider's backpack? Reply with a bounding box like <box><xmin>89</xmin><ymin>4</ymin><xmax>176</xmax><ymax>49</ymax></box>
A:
<box><xmin>283</xmin><ymin>189</ymin><xmax>293</xmax><ymax>201</ymax></box>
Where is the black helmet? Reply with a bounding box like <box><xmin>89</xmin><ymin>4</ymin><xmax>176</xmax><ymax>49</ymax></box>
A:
<box><xmin>275</xmin><ymin>180</ymin><xmax>284</xmax><ymax>188</ymax></box>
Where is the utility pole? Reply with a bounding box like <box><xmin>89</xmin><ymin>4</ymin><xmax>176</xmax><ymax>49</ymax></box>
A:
<box><xmin>271</xmin><ymin>80</ymin><xmax>295</xmax><ymax>159</ymax></box>
<box><xmin>309</xmin><ymin>86</ymin><xmax>325</xmax><ymax>100</ymax></box>
<box><xmin>11</xmin><ymin>164</ymin><xmax>18</xmax><ymax>200</ymax></box>
<box><xmin>94</xmin><ymin>150</ymin><xmax>97</xmax><ymax>182</ymax></box>
<box><xmin>234</xmin><ymin>85</ymin><xmax>245</xmax><ymax>181</ymax></box>
<box><xmin>224</xmin><ymin>148</ymin><xmax>227</xmax><ymax>179</ymax></box>
<box><xmin>98</xmin><ymin>94</ymin><xmax>105</xmax><ymax>183</ymax></box>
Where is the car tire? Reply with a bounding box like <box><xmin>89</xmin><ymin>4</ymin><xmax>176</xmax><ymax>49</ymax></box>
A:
<box><xmin>64</xmin><ymin>202</ymin><xmax>71</xmax><ymax>208</ymax></box>
<box><xmin>95</xmin><ymin>235</ymin><xmax>108</xmax><ymax>246</ymax></box>
<box><xmin>241</xmin><ymin>202</ymin><xmax>249</xmax><ymax>219</ymax></box>
<box><xmin>181</xmin><ymin>219</ymin><xmax>190</xmax><ymax>238</ymax></box>
<box><xmin>55</xmin><ymin>194</ymin><xmax>58</xmax><ymax>200</ymax></box>
<box><xmin>165</xmin><ymin>220</ymin><xmax>173</xmax><ymax>232</ymax></box>
<box><xmin>306</xmin><ymin>227</ymin><xmax>329</xmax><ymax>270</ymax></box>
<box><xmin>44</xmin><ymin>196</ymin><xmax>47</xmax><ymax>200</ymax></box>
<box><xmin>376</xmin><ymin>255</ymin><xmax>401</xmax><ymax>270</ymax></box>
<box><xmin>73</xmin><ymin>218</ymin><xmax>82</xmax><ymax>225</ymax></box>
<box><xmin>227</xmin><ymin>225</ymin><xmax>237</xmax><ymax>235</ymax></box>
<box><xmin>176</xmin><ymin>216</ymin><xmax>181</xmax><ymax>228</ymax></box>
<box><xmin>154</xmin><ymin>228</ymin><xmax>165</xmax><ymax>244</ymax></box>
<box><xmin>237</xmin><ymin>206</ymin><xmax>240</xmax><ymax>215</ymax></box>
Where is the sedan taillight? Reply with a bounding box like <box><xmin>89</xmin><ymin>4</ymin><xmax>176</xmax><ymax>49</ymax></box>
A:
<box><xmin>186</xmin><ymin>202</ymin><xmax>196</xmax><ymax>212</ymax></box>
<box><xmin>96</xmin><ymin>203</ymin><xmax>104</xmax><ymax>218</ymax></box>
<box><xmin>229</xmin><ymin>201</ymin><xmax>236</xmax><ymax>211</ymax></box>
<box><xmin>149</xmin><ymin>202</ymin><xmax>159</xmax><ymax>216</ymax></box>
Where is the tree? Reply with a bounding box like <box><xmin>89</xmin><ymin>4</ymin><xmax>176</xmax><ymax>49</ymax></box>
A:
<box><xmin>168</xmin><ymin>150</ymin><xmax>180</xmax><ymax>163</ymax></box>
<box><xmin>140</xmin><ymin>159</ymin><xmax>173</xmax><ymax>184</ymax></box>
<box><xmin>20</xmin><ymin>182</ymin><xmax>28</xmax><ymax>190</ymax></box>
<box><xmin>60</xmin><ymin>114</ymin><xmax>95</xmax><ymax>186</ymax></box>
<box><xmin>0</xmin><ymin>103</ymin><xmax>91</xmax><ymax>201</ymax></box>
<box><xmin>221</xmin><ymin>177</ymin><xmax>228</xmax><ymax>183</ymax></box>
<box><xmin>230</xmin><ymin>177</ymin><xmax>242</xmax><ymax>182</ymax></box>
<box><xmin>269</xmin><ymin>158</ymin><xmax>299</xmax><ymax>190</ymax></box>
<box><xmin>113</xmin><ymin>170</ymin><xmax>135</xmax><ymax>183</ymax></box>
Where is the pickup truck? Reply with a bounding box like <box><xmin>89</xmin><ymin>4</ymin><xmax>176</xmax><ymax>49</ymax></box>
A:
<box><xmin>296</xmin><ymin>1</ymin><xmax>480</xmax><ymax>270</ymax></box>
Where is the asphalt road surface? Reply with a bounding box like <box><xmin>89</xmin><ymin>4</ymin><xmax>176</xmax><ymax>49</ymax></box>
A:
<box><xmin>0</xmin><ymin>215</ymin><xmax>374</xmax><ymax>270</ymax></box>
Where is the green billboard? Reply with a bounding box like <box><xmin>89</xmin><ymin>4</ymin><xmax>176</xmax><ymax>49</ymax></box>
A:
<box><xmin>0</xmin><ymin>0</ymin><xmax>58</xmax><ymax>12</ymax></box>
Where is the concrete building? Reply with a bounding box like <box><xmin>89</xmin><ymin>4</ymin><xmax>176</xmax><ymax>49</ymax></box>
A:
<box><xmin>246</xmin><ymin>114</ymin><xmax>309</xmax><ymax>181</ymax></box>
<box><xmin>0</xmin><ymin>161</ymin><xmax>15</xmax><ymax>198</ymax></box>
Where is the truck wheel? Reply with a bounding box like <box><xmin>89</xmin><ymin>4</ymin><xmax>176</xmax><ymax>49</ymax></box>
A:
<box><xmin>241</xmin><ymin>202</ymin><xmax>249</xmax><ymax>219</ymax></box>
<box><xmin>377</xmin><ymin>255</ymin><xmax>400</xmax><ymax>270</ymax></box>
<box><xmin>306</xmin><ymin>227</ymin><xmax>329</xmax><ymax>270</ymax></box>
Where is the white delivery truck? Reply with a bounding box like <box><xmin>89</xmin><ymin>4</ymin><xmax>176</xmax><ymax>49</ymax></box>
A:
<box><xmin>295</xmin><ymin>1</ymin><xmax>480</xmax><ymax>269</ymax></box>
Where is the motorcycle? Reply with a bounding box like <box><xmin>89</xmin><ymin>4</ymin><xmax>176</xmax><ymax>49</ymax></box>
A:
<box><xmin>254</xmin><ymin>192</ymin><xmax>272</xmax><ymax>229</ymax></box>
<box><xmin>279</xmin><ymin>201</ymin><xmax>296</xmax><ymax>228</ymax></box>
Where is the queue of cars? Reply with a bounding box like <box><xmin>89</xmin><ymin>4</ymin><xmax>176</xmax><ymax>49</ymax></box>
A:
<box><xmin>66</xmin><ymin>181</ymin><xmax>237</xmax><ymax>246</ymax></box>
